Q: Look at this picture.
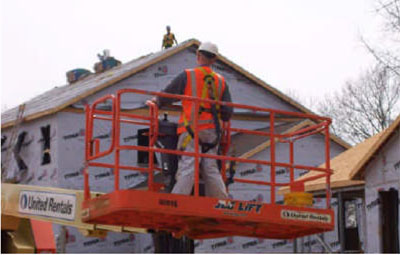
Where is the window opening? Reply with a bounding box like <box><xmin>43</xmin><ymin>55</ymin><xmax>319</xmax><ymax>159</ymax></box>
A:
<box><xmin>379</xmin><ymin>188</ymin><xmax>399</xmax><ymax>253</ymax></box>
<box><xmin>41</xmin><ymin>125</ymin><xmax>51</xmax><ymax>165</ymax></box>
<box><xmin>13</xmin><ymin>131</ymin><xmax>28</xmax><ymax>171</ymax></box>
<box><xmin>345</xmin><ymin>200</ymin><xmax>357</xmax><ymax>228</ymax></box>
<box><xmin>340</xmin><ymin>198</ymin><xmax>361</xmax><ymax>252</ymax></box>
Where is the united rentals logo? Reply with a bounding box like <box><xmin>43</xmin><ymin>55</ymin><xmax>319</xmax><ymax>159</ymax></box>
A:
<box><xmin>19</xmin><ymin>190</ymin><xmax>76</xmax><ymax>220</ymax></box>
<box><xmin>281</xmin><ymin>210</ymin><xmax>331</xmax><ymax>223</ymax></box>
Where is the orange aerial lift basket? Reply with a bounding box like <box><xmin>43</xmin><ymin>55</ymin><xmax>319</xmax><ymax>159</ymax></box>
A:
<box><xmin>81</xmin><ymin>88</ymin><xmax>334</xmax><ymax>240</ymax></box>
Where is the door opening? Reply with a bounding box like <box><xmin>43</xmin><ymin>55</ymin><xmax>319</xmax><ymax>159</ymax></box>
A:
<box><xmin>379</xmin><ymin>188</ymin><xmax>399</xmax><ymax>253</ymax></box>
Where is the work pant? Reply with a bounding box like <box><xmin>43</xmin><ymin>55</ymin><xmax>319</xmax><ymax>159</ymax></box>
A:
<box><xmin>171</xmin><ymin>129</ymin><xmax>228</xmax><ymax>199</ymax></box>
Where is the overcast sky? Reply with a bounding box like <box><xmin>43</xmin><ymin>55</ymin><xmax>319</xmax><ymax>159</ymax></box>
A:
<box><xmin>1</xmin><ymin>0</ymin><xmax>382</xmax><ymax>112</ymax></box>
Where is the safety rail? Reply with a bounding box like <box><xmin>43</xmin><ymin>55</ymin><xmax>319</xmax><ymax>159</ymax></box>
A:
<box><xmin>83</xmin><ymin>88</ymin><xmax>332</xmax><ymax>209</ymax></box>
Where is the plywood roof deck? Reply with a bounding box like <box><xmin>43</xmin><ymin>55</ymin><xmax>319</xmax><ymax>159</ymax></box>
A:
<box><xmin>295</xmin><ymin>115</ymin><xmax>400</xmax><ymax>193</ymax></box>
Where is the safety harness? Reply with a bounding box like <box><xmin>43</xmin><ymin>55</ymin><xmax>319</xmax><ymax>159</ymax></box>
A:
<box><xmin>180</xmin><ymin>67</ymin><xmax>223</xmax><ymax>153</ymax></box>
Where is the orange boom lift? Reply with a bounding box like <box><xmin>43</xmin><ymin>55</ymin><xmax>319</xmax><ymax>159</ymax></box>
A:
<box><xmin>81</xmin><ymin>88</ymin><xmax>334</xmax><ymax>240</ymax></box>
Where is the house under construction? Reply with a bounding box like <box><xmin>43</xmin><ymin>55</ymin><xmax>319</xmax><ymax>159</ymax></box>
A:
<box><xmin>296</xmin><ymin>115</ymin><xmax>400</xmax><ymax>253</ymax></box>
<box><xmin>1</xmin><ymin>39</ymin><xmax>355</xmax><ymax>253</ymax></box>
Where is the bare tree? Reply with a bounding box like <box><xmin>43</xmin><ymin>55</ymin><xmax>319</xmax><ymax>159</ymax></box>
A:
<box><xmin>318</xmin><ymin>64</ymin><xmax>400</xmax><ymax>144</ymax></box>
<box><xmin>317</xmin><ymin>0</ymin><xmax>400</xmax><ymax>145</ymax></box>
<box><xmin>362</xmin><ymin>0</ymin><xmax>400</xmax><ymax>76</ymax></box>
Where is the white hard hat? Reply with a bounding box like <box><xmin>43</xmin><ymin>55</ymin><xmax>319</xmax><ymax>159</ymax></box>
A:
<box><xmin>198</xmin><ymin>42</ymin><xmax>218</xmax><ymax>56</ymax></box>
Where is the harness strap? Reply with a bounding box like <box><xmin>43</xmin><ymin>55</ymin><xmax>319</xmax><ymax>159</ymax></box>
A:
<box><xmin>180</xmin><ymin>67</ymin><xmax>223</xmax><ymax>153</ymax></box>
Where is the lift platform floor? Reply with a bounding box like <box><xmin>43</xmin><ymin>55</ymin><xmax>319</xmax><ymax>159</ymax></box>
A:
<box><xmin>82</xmin><ymin>190</ymin><xmax>334</xmax><ymax>240</ymax></box>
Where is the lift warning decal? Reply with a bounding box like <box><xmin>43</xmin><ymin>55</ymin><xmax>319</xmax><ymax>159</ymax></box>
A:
<box><xmin>18</xmin><ymin>190</ymin><xmax>76</xmax><ymax>221</ymax></box>
<box><xmin>281</xmin><ymin>210</ymin><xmax>331</xmax><ymax>223</ymax></box>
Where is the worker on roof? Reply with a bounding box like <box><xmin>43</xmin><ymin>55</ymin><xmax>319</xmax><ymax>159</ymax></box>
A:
<box><xmin>151</xmin><ymin>42</ymin><xmax>233</xmax><ymax>199</ymax></box>
<box><xmin>162</xmin><ymin>25</ymin><xmax>178</xmax><ymax>49</ymax></box>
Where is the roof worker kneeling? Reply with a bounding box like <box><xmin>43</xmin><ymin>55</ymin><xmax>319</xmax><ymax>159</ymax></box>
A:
<box><xmin>150</xmin><ymin>41</ymin><xmax>233</xmax><ymax>199</ymax></box>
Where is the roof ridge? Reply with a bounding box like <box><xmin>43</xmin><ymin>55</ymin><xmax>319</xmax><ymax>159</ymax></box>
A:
<box><xmin>1</xmin><ymin>39</ymin><xmax>201</xmax><ymax>119</ymax></box>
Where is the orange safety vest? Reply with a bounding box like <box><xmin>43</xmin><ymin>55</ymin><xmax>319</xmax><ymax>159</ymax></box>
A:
<box><xmin>177</xmin><ymin>66</ymin><xmax>226</xmax><ymax>134</ymax></box>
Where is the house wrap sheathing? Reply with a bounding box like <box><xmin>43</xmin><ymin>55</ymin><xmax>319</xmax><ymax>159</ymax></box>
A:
<box><xmin>356</xmin><ymin>116</ymin><xmax>400</xmax><ymax>253</ymax></box>
<box><xmin>1</xmin><ymin>39</ymin><xmax>349</xmax><ymax>253</ymax></box>
<box><xmin>298</xmin><ymin>115</ymin><xmax>400</xmax><ymax>253</ymax></box>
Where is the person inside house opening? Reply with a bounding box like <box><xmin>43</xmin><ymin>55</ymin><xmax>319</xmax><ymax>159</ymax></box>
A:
<box><xmin>162</xmin><ymin>25</ymin><xmax>178</xmax><ymax>49</ymax></box>
<box><xmin>149</xmin><ymin>41</ymin><xmax>233</xmax><ymax>199</ymax></box>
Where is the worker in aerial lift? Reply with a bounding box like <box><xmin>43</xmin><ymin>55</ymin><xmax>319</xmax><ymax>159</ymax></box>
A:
<box><xmin>150</xmin><ymin>42</ymin><xmax>233</xmax><ymax>199</ymax></box>
<box><xmin>162</xmin><ymin>25</ymin><xmax>178</xmax><ymax>49</ymax></box>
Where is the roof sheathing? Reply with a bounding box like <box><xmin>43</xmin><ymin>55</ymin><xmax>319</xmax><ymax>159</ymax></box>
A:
<box><xmin>1</xmin><ymin>40</ymin><xmax>200</xmax><ymax>129</ymax></box>
<box><xmin>0</xmin><ymin>37</ymin><xmax>351</xmax><ymax>149</ymax></box>
<box><xmin>348</xmin><ymin>114</ymin><xmax>400</xmax><ymax>179</ymax></box>
<box><xmin>297</xmin><ymin>114</ymin><xmax>400</xmax><ymax>192</ymax></box>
